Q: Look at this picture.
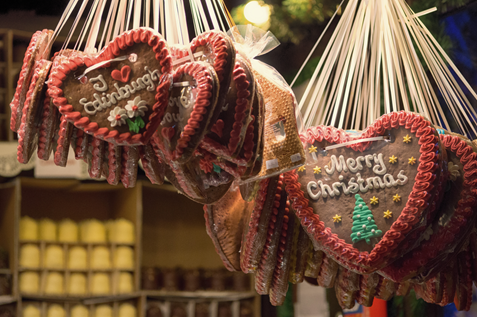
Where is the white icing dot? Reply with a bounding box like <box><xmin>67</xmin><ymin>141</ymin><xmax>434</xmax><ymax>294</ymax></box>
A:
<box><xmin>357</xmin><ymin>232</ymin><xmax>361</xmax><ymax>236</ymax></box>
<box><xmin>339</xmin><ymin>175</ymin><xmax>344</xmax><ymax>181</ymax></box>
<box><xmin>357</xmin><ymin>215</ymin><xmax>360</xmax><ymax>218</ymax></box>
<box><xmin>368</xmin><ymin>217</ymin><xmax>371</xmax><ymax>221</ymax></box>
<box><xmin>359</xmin><ymin>204</ymin><xmax>363</xmax><ymax>208</ymax></box>
<box><xmin>362</xmin><ymin>225</ymin><xmax>366</xmax><ymax>229</ymax></box>
<box><xmin>371</xmin><ymin>229</ymin><xmax>375</xmax><ymax>233</ymax></box>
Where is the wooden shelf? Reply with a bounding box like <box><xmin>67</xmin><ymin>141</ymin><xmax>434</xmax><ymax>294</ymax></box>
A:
<box><xmin>0</xmin><ymin>295</ymin><xmax>15</xmax><ymax>305</ymax></box>
<box><xmin>20</xmin><ymin>292</ymin><xmax>140</xmax><ymax>302</ymax></box>
<box><xmin>141</xmin><ymin>290</ymin><xmax>256</xmax><ymax>301</ymax></box>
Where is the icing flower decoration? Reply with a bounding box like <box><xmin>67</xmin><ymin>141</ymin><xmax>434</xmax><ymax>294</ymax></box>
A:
<box><xmin>313</xmin><ymin>166</ymin><xmax>322</xmax><ymax>174</ymax></box>
<box><xmin>393</xmin><ymin>194</ymin><xmax>401</xmax><ymax>202</ymax></box>
<box><xmin>298</xmin><ymin>166</ymin><xmax>306</xmax><ymax>172</ymax></box>
<box><xmin>403</xmin><ymin>134</ymin><xmax>412</xmax><ymax>143</ymax></box>
<box><xmin>108</xmin><ymin>107</ymin><xmax>127</xmax><ymax>127</ymax></box>
<box><xmin>408</xmin><ymin>156</ymin><xmax>417</xmax><ymax>165</ymax></box>
<box><xmin>333</xmin><ymin>214</ymin><xmax>342</xmax><ymax>223</ymax></box>
<box><xmin>125</xmin><ymin>96</ymin><xmax>148</xmax><ymax>118</ymax></box>
<box><xmin>370</xmin><ymin>196</ymin><xmax>379</xmax><ymax>205</ymax></box>
<box><xmin>448</xmin><ymin>162</ymin><xmax>461</xmax><ymax>181</ymax></box>
<box><xmin>383</xmin><ymin>210</ymin><xmax>393</xmax><ymax>219</ymax></box>
<box><xmin>389</xmin><ymin>155</ymin><xmax>398</xmax><ymax>164</ymax></box>
<box><xmin>308</xmin><ymin>145</ymin><xmax>317</xmax><ymax>153</ymax></box>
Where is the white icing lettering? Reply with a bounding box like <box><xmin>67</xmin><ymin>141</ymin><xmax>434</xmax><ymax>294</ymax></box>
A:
<box><xmin>89</xmin><ymin>75</ymin><xmax>108</xmax><ymax>92</ymax></box>
<box><xmin>397</xmin><ymin>170</ymin><xmax>408</xmax><ymax>185</ymax></box>
<box><xmin>82</xmin><ymin>69</ymin><xmax>161</xmax><ymax>115</ymax></box>
<box><xmin>307</xmin><ymin>181</ymin><xmax>321</xmax><ymax>200</ymax></box>
<box><xmin>373</xmin><ymin>153</ymin><xmax>387</xmax><ymax>175</ymax></box>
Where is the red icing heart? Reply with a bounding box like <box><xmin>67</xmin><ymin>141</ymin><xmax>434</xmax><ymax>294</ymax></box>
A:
<box><xmin>211</xmin><ymin>119</ymin><xmax>224</xmax><ymax>138</ymax></box>
<box><xmin>48</xmin><ymin>28</ymin><xmax>173</xmax><ymax>146</ymax></box>
<box><xmin>111</xmin><ymin>65</ymin><xmax>131</xmax><ymax>83</ymax></box>
<box><xmin>284</xmin><ymin>112</ymin><xmax>444</xmax><ymax>274</ymax></box>
<box><xmin>161</xmin><ymin>127</ymin><xmax>175</xmax><ymax>141</ymax></box>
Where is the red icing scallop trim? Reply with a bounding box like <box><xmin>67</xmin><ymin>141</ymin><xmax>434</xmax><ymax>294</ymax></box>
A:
<box><xmin>37</xmin><ymin>89</ymin><xmax>58</xmax><ymax>160</ymax></box>
<box><xmin>284</xmin><ymin>111</ymin><xmax>440</xmax><ymax>273</ymax></box>
<box><xmin>168</xmin><ymin>62</ymin><xmax>216</xmax><ymax>160</ymax></box>
<box><xmin>120</xmin><ymin>146</ymin><xmax>139</xmax><ymax>188</ymax></box>
<box><xmin>17</xmin><ymin>59</ymin><xmax>51</xmax><ymax>163</ymax></box>
<box><xmin>107</xmin><ymin>142</ymin><xmax>121</xmax><ymax>185</ymax></box>
<box><xmin>269</xmin><ymin>202</ymin><xmax>292</xmax><ymax>305</ymax></box>
<box><xmin>201</xmin><ymin>60</ymin><xmax>253</xmax><ymax>162</ymax></box>
<box><xmin>54</xmin><ymin>116</ymin><xmax>74</xmax><ymax>167</ymax></box>
<box><xmin>89</xmin><ymin>138</ymin><xmax>104</xmax><ymax>179</ymax></box>
<box><xmin>381</xmin><ymin>134</ymin><xmax>477</xmax><ymax>282</ymax></box>
<box><xmin>228</xmin><ymin>62</ymin><xmax>251</xmax><ymax>153</ymax></box>
<box><xmin>48</xmin><ymin>28</ymin><xmax>172</xmax><ymax>145</ymax></box>
<box><xmin>11</xmin><ymin>30</ymin><xmax>45</xmax><ymax>132</ymax></box>
<box><xmin>255</xmin><ymin>181</ymin><xmax>285</xmax><ymax>294</ymax></box>
<box><xmin>190</xmin><ymin>31</ymin><xmax>229</xmax><ymax>82</ymax></box>
<box><xmin>241</xmin><ymin>177</ymin><xmax>271</xmax><ymax>273</ymax></box>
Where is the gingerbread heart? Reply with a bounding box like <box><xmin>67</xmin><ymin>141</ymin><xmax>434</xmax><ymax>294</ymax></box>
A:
<box><xmin>48</xmin><ymin>27</ymin><xmax>172</xmax><ymax>146</ymax></box>
<box><xmin>204</xmin><ymin>186</ymin><xmax>255</xmax><ymax>271</ymax></box>
<box><xmin>201</xmin><ymin>55</ymin><xmax>255</xmax><ymax>162</ymax></box>
<box><xmin>284</xmin><ymin>111</ymin><xmax>443</xmax><ymax>274</ymax></box>
<box><xmin>155</xmin><ymin>61</ymin><xmax>219</xmax><ymax>163</ymax></box>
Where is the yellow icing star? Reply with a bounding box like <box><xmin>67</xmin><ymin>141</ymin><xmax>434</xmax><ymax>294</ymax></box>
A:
<box><xmin>393</xmin><ymin>194</ymin><xmax>401</xmax><ymax>202</ymax></box>
<box><xmin>408</xmin><ymin>156</ymin><xmax>416</xmax><ymax>165</ymax></box>
<box><xmin>384</xmin><ymin>210</ymin><xmax>393</xmax><ymax>219</ymax></box>
<box><xmin>309</xmin><ymin>145</ymin><xmax>318</xmax><ymax>153</ymax></box>
<box><xmin>389</xmin><ymin>155</ymin><xmax>398</xmax><ymax>164</ymax></box>
<box><xmin>298</xmin><ymin>166</ymin><xmax>306</xmax><ymax>172</ymax></box>
<box><xmin>370</xmin><ymin>196</ymin><xmax>379</xmax><ymax>205</ymax></box>
<box><xmin>333</xmin><ymin>214</ymin><xmax>342</xmax><ymax>223</ymax></box>
<box><xmin>313</xmin><ymin>166</ymin><xmax>322</xmax><ymax>174</ymax></box>
<box><xmin>403</xmin><ymin>134</ymin><xmax>412</xmax><ymax>143</ymax></box>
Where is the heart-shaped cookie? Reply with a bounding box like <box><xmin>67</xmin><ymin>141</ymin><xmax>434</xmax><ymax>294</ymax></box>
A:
<box><xmin>284</xmin><ymin>111</ymin><xmax>443</xmax><ymax>274</ymax></box>
<box><xmin>11</xmin><ymin>29</ymin><xmax>53</xmax><ymax>133</ymax></box>
<box><xmin>204</xmin><ymin>186</ymin><xmax>255</xmax><ymax>271</ymax></box>
<box><xmin>201</xmin><ymin>55</ymin><xmax>255</xmax><ymax>162</ymax></box>
<box><xmin>155</xmin><ymin>61</ymin><xmax>219</xmax><ymax>163</ymax></box>
<box><xmin>48</xmin><ymin>27</ymin><xmax>172</xmax><ymax>146</ymax></box>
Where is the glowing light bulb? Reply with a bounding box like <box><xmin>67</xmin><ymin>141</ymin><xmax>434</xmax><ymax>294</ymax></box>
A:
<box><xmin>244</xmin><ymin>1</ymin><xmax>270</xmax><ymax>25</ymax></box>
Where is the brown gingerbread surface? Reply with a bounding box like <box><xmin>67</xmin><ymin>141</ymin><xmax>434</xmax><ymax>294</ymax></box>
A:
<box><xmin>298</xmin><ymin>126</ymin><xmax>420</xmax><ymax>251</ymax></box>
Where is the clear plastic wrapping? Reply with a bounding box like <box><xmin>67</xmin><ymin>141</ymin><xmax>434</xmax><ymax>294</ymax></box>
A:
<box><xmin>203</xmin><ymin>185</ymin><xmax>254</xmax><ymax>272</ymax></box>
<box><xmin>120</xmin><ymin>146</ymin><xmax>139</xmax><ymax>188</ymax></box>
<box><xmin>288</xmin><ymin>219</ymin><xmax>312</xmax><ymax>284</ymax></box>
<box><xmin>227</xmin><ymin>25</ymin><xmax>305</xmax><ymax>182</ymax></box>
<box><xmin>304</xmin><ymin>247</ymin><xmax>324</xmax><ymax>279</ymax></box>
<box><xmin>240</xmin><ymin>175</ymin><xmax>279</xmax><ymax>273</ymax></box>
<box><xmin>139</xmin><ymin>143</ymin><xmax>165</xmax><ymax>185</ymax></box>
<box><xmin>356</xmin><ymin>273</ymin><xmax>380</xmax><ymax>307</ymax></box>
<box><xmin>316</xmin><ymin>254</ymin><xmax>338</xmax><ymax>288</ymax></box>
<box><xmin>334</xmin><ymin>267</ymin><xmax>360</xmax><ymax>309</ymax></box>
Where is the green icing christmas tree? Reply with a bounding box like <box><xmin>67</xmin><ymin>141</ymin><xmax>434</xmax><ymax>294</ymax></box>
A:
<box><xmin>350</xmin><ymin>194</ymin><xmax>382</xmax><ymax>244</ymax></box>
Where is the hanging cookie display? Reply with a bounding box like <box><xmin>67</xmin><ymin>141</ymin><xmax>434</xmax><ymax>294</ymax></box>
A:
<box><xmin>48</xmin><ymin>27</ymin><xmax>172</xmax><ymax>146</ymax></box>
<box><xmin>284</xmin><ymin>112</ymin><xmax>444</xmax><ymax>273</ymax></box>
